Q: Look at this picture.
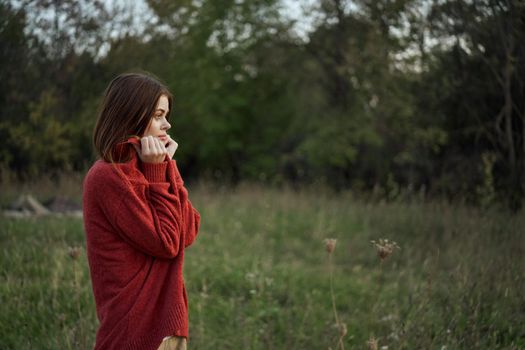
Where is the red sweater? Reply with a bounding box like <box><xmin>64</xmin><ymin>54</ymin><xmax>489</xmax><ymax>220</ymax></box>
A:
<box><xmin>82</xmin><ymin>142</ymin><xmax>200</xmax><ymax>350</ymax></box>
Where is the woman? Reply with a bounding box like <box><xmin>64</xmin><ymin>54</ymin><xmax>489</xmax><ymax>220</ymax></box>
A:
<box><xmin>83</xmin><ymin>72</ymin><xmax>201</xmax><ymax>350</ymax></box>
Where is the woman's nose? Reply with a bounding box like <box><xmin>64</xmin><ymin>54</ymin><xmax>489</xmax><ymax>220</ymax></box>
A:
<box><xmin>163</xmin><ymin>120</ymin><xmax>171</xmax><ymax>130</ymax></box>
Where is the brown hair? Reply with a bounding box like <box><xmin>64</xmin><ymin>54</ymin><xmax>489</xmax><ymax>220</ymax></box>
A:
<box><xmin>93</xmin><ymin>72</ymin><xmax>172</xmax><ymax>163</ymax></box>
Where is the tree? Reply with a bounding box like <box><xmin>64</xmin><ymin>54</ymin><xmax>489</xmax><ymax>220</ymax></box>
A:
<box><xmin>426</xmin><ymin>0</ymin><xmax>525</xmax><ymax>208</ymax></box>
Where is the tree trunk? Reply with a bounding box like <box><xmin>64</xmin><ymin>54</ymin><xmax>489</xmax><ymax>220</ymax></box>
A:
<box><xmin>502</xmin><ymin>36</ymin><xmax>522</xmax><ymax>210</ymax></box>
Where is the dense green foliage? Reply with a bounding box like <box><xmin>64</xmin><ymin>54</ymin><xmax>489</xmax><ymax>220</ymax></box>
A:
<box><xmin>0</xmin><ymin>184</ymin><xmax>523</xmax><ymax>349</ymax></box>
<box><xmin>1</xmin><ymin>0</ymin><xmax>524</xmax><ymax>208</ymax></box>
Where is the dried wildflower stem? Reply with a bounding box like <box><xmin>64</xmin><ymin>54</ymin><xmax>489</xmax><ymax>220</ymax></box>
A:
<box><xmin>329</xmin><ymin>253</ymin><xmax>340</xmax><ymax>325</ymax></box>
<box><xmin>328</xmin><ymin>253</ymin><xmax>345</xmax><ymax>350</ymax></box>
<box><xmin>336</xmin><ymin>332</ymin><xmax>346</xmax><ymax>350</ymax></box>
<box><xmin>367</xmin><ymin>239</ymin><xmax>400</xmax><ymax>348</ymax></box>
<box><xmin>336</xmin><ymin>331</ymin><xmax>345</xmax><ymax>349</ymax></box>
<box><xmin>324</xmin><ymin>238</ymin><xmax>345</xmax><ymax>350</ymax></box>
<box><xmin>374</xmin><ymin>259</ymin><xmax>384</xmax><ymax>315</ymax></box>
<box><xmin>368</xmin><ymin>260</ymin><xmax>384</xmax><ymax>328</ymax></box>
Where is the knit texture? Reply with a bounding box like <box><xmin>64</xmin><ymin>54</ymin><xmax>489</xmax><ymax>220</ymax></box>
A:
<box><xmin>82</xmin><ymin>147</ymin><xmax>200</xmax><ymax>350</ymax></box>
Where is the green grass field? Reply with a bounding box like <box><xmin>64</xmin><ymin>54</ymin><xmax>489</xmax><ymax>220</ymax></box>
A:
<box><xmin>1</xmin><ymin>183</ymin><xmax>524</xmax><ymax>349</ymax></box>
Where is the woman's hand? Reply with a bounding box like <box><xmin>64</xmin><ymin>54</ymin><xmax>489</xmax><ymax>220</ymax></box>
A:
<box><xmin>132</xmin><ymin>136</ymin><xmax>169</xmax><ymax>164</ymax></box>
<box><xmin>165</xmin><ymin>135</ymin><xmax>178</xmax><ymax>159</ymax></box>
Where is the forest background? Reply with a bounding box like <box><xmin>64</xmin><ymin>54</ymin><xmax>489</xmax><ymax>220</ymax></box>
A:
<box><xmin>1</xmin><ymin>0</ymin><xmax>525</xmax><ymax>209</ymax></box>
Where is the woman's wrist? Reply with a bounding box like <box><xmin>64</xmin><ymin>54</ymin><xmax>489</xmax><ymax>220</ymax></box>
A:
<box><xmin>141</xmin><ymin>161</ymin><xmax>168</xmax><ymax>182</ymax></box>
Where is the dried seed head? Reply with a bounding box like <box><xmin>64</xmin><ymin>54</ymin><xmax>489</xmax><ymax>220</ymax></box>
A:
<box><xmin>68</xmin><ymin>246</ymin><xmax>82</xmax><ymax>260</ymax></box>
<box><xmin>339</xmin><ymin>322</ymin><xmax>347</xmax><ymax>337</ymax></box>
<box><xmin>324</xmin><ymin>238</ymin><xmax>337</xmax><ymax>254</ymax></box>
<box><xmin>371</xmin><ymin>238</ymin><xmax>400</xmax><ymax>261</ymax></box>
<box><xmin>367</xmin><ymin>336</ymin><xmax>378</xmax><ymax>350</ymax></box>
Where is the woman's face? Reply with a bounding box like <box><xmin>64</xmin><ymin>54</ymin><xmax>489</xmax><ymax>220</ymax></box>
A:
<box><xmin>142</xmin><ymin>95</ymin><xmax>171</xmax><ymax>145</ymax></box>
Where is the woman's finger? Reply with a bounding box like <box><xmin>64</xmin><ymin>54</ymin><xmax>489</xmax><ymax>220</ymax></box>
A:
<box><xmin>137</xmin><ymin>136</ymin><xmax>169</xmax><ymax>163</ymax></box>
<box><xmin>165</xmin><ymin>135</ymin><xmax>178</xmax><ymax>159</ymax></box>
<box><xmin>141</xmin><ymin>136</ymin><xmax>150</xmax><ymax>155</ymax></box>
<box><xmin>154</xmin><ymin>137</ymin><xmax>166</xmax><ymax>156</ymax></box>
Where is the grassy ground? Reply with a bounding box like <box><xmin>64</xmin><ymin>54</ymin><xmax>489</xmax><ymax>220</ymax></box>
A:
<box><xmin>0</xmin><ymin>181</ymin><xmax>524</xmax><ymax>349</ymax></box>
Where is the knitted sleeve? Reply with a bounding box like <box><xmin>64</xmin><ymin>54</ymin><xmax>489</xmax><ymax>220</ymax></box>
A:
<box><xmin>169</xmin><ymin>160</ymin><xmax>200</xmax><ymax>248</ymax></box>
<box><xmin>97</xmin><ymin>161</ymin><xmax>194</xmax><ymax>259</ymax></box>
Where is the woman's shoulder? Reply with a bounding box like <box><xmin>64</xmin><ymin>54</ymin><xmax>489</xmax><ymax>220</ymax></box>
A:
<box><xmin>84</xmin><ymin>159</ymin><xmax>147</xmax><ymax>188</ymax></box>
<box><xmin>85</xmin><ymin>160</ymin><xmax>117</xmax><ymax>180</ymax></box>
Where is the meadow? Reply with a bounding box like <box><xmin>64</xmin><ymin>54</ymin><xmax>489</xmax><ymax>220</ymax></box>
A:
<box><xmin>0</xmin><ymin>180</ymin><xmax>524</xmax><ymax>349</ymax></box>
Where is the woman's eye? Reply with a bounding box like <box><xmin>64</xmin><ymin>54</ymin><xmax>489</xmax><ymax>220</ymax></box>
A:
<box><xmin>155</xmin><ymin>115</ymin><xmax>162</xmax><ymax>120</ymax></box>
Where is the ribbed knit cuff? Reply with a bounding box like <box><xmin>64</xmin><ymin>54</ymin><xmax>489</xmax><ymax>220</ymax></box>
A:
<box><xmin>141</xmin><ymin>161</ymin><xmax>168</xmax><ymax>182</ymax></box>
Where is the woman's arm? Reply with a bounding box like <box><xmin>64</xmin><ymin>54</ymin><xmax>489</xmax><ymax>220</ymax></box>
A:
<box><xmin>169</xmin><ymin>160</ymin><xmax>200</xmax><ymax>248</ymax></box>
<box><xmin>91</xmin><ymin>161</ymin><xmax>189</xmax><ymax>259</ymax></box>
